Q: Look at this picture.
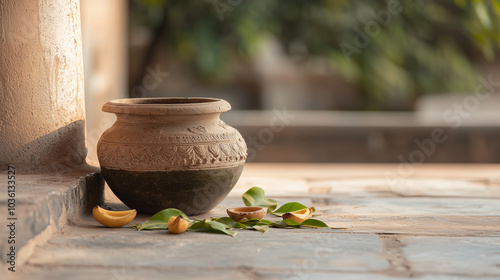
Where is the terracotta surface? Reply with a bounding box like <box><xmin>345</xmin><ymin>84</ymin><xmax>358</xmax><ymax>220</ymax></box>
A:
<box><xmin>97</xmin><ymin>97</ymin><xmax>248</xmax><ymax>214</ymax></box>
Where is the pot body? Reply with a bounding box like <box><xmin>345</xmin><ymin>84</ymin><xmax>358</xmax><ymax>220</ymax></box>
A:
<box><xmin>97</xmin><ymin>98</ymin><xmax>247</xmax><ymax>215</ymax></box>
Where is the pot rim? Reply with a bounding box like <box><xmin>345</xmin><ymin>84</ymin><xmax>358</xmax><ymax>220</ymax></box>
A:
<box><xmin>102</xmin><ymin>97</ymin><xmax>231</xmax><ymax>115</ymax></box>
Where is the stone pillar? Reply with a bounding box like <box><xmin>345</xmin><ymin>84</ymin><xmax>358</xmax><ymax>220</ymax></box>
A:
<box><xmin>0</xmin><ymin>0</ymin><xmax>86</xmax><ymax>172</ymax></box>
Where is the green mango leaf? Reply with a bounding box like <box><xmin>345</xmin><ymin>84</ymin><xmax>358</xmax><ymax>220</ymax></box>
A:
<box><xmin>239</xmin><ymin>218</ymin><xmax>287</xmax><ymax>228</ymax></box>
<box><xmin>188</xmin><ymin>219</ymin><xmax>238</xmax><ymax>237</ymax></box>
<box><xmin>256</xmin><ymin>219</ymin><xmax>273</xmax><ymax>225</ymax></box>
<box><xmin>207</xmin><ymin>221</ymin><xmax>238</xmax><ymax>237</ymax></box>
<box><xmin>131</xmin><ymin>208</ymin><xmax>189</xmax><ymax>231</ymax></box>
<box><xmin>214</xmin><ymin>217</ymin><xmax>248</xmax><ymax>229</ymax></box>
<box><xmin>188</xmin><ymin>219</ymin><xmax>211</xmax><ymax>231</ymax></box>
<box><xmin>272</xmin><ymin>202</ymin><xmax>308</xmax><ymax>215</ymax></box>
<box><xmin>251</xmin><ymin>224</ymin><xmax>269</xmax><ymax>234</ymax></box>
<box><xmin>239</xmin><ymin>218</ymin><xmax>273</xmax><ymax>226</ymax></box>
<box><xmin>268</xmin><ymin>222</ymin><xmax>289</xmax><ymax>228</ymax></box>
<box><xmin>281</xmin><ymin>218</ymin><xmax>301</xmax><ymax>226</ymax></box>
<box><xmin>300</xmin><ymin>219</ymin><xmax>329</xmax><ymax>228</ymax></box>
<box><xmin>242</xmin><ymin>186</ymin><xmax>278</xmax><ymax>213</ymax></box>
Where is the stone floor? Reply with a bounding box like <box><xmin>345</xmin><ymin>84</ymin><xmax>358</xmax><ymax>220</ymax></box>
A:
<box><xmin>4</xmin><ymin>164</ymin><xmax>500</xmax><ymax>279</ymax></box>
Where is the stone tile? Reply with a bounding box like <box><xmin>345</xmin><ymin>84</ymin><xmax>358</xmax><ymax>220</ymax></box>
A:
<box><xmin>10</xmin><ymin>267</ymin><xmax>500</xmax><ymax>280</ymax></box>
<box><xmin>263</xmin><ymin>271</ymin><xmax>500</xmax><ymax>280</ymax></box>
<box><xmin>322</xmin><ymin>215</ymin><xmax>500</xmax><ymax>237</ymax></box>
<box><xmin>401</xmin><ymin>236</ymin><xmax>500</xmax><ymax>277</ymax></box>
<box><xmin>324</xmin><ymin>197</ymin><xmax>500</xmax><ymax>217</ymax></box>
<box><xmin>308</xmin><ymin>178</ymin><xmax>500</xmax><ymax>199</ymax></box>
<box><xmin>10</xmin><ymin>269</ymin><xmax>500</xmax><ymax>280</ymax></box>
<box><xmin>318</xmin><ymin>197</ymin><xmax>500</xmax><ymax>236</ymax></box>
<box><xmin>8</xmin><ymin>267</ymin><xmax>252</xmax><ymax>280</ymax></box>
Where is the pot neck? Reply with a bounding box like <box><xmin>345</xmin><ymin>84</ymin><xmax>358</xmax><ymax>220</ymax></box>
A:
<box><xmin>102</xmin><ymin>98</ymin><xmax>231</xmax><ymax>116</ymax></box>
<box><xmin>114</xmin><ymin>112</ymin><xmax>222</xmax><ymax>125</ymax></box>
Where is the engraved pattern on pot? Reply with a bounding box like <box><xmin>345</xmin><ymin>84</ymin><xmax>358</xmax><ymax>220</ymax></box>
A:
<box><xmin>97</xmin><ymin>137</ymin><xmax>247</xmax><ymax>171</ymax></box>
<box><xmin>218</xmin><ymin>120</ymin><xmax>228</xmax><ymax>129</ymax></box>
<box><xmin>187</xmin><ymin>125</ymin><xmax>207</xmax><ymax>134</ymax></box>
<box><xmin>100</xmin><ymin>129</ymin><xmax>240</xmax><ymax>145</ymax></box>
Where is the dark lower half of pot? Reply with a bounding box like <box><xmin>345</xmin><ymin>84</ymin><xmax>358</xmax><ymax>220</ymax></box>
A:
<box><xmin>101</xmin><ymin>164</ymin><xmax>244</xmax><ymax>215</ymax></box>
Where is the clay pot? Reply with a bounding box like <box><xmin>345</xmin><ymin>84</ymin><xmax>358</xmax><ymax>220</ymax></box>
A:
<box><xmin>97</xmin><ymin>97</ymin><xmax>247</xmax><ymax>215</ymax></box>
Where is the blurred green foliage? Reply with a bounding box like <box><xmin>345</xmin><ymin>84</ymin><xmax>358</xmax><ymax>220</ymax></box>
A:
<box><xmin>130</xmin><ymin>0</ymin><xmax>500</xmax><ymax>110</ymax></box>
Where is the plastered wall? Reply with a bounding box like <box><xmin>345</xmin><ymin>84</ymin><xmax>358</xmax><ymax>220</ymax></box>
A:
<box><xmin>0</xmin><ymin>0</ymin><xmax>86</xmax><ymax>172</ymax></box>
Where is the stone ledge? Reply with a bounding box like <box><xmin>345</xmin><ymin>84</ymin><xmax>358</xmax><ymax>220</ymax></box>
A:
<box><xmin>223</xmin><ymin>110</ymin><xmax>500</xmax><ymax>163</ymax></box>
<box><xmin>224</xmin><ymin>110</ymin><xmax>500</xmax><ymax>128</ymax></box>
<box><xmin>0</xmin><ymin>167</ymin><xmax>104</xmax><ymax>266</ymax></box>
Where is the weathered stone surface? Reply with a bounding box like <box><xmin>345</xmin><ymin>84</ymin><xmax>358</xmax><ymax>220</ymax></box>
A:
<box><xmin>10</xmin><ymin>268</ymin><xmax>500</xmax><ymax>280</ymax></box>
<box><xmin>308</xmin><ymin>178</ymin><xmax>500</xmax><ymax>198</ymax></box>
<box><xmin>26</xmin><ymin>216</ymin><xmax>388</xmax><ymax>273</ymax></box>
<box><xmin>322</xmin><ymin>196</ymin><xmax>500</xmax><ymax>218</ymax></box>
<box><xmin>0</xmin><ymin>167</ymin><xmax>104</xmax><ymax>266</ymax></box>
<box><xmin>401</xmin><ymin>236</ymin><xmax>500</xmax><ymax>277</ymax></box>
<box><xmin>10</xmin><ymin>267</ymin><xmax>253</xmax><ymax>280</ymax></box>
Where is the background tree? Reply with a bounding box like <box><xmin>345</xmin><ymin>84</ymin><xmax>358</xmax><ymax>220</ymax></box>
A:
<box><xmin>130</xmin><ymin>0</ymin><xmax>500</xmax><ymax>110</ymax></box>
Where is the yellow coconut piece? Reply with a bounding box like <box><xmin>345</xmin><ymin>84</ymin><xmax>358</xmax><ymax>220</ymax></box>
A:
<box><xmin>282</xmin><ymin>208</ymin><xmax>313</xmax><ymax>224</ymax></box>
<box><xmin>92</xmin><ymin>205</ymin><xmax>137</xmax><ymax>228</ymax></box>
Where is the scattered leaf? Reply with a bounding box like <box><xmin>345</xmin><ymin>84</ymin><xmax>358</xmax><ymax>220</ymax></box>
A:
<box><xmin>273</xmin><ymin>202</ymin><xmax>308</xmax><ymax>215</ymax></box>
<box><xmin>281</xmin><ymin>218</ymin><xmax>301</xmax><ymax>226</ymax></box>
<box><xmin>130</xmin><ymin>186</ymin><xmax>336</xmax><ymax>237</ymax></box>
<box><xmin>256</xmin><ymin>219</ymin><xmax>273</xmax><ymax>225</ymax></box>
<box><xmin>242</xmin><ymin>186</ymin><xmax>278</xmax><ymax>213</ymax></box>
<box><xmin>252</xmin><ymin>224</ymin><xmax>269</xmax><ymax>234</ymax></box>
<box><xmin>207</xmin><ymin>220</ymin><xmax>238</xmax><ymax>237</ymax></box>
<box><xmin>131</xmin><ymin>208</ymin><xmax>189</xmax><ymax>231</ymax></box>
<box><xmin>268</xmin><ymin>221</ymin><xmax>289</xmax><ymax>228</ymax></box>
<box><xmin>214</xmin><ymin>217</ymin><xmax>248</xmax><ymax>229</ymax></box>
<box><xmin>300</xmin><ymin>219</ymin><xmax>329</xmax><ymax>228</ymax></box>
<box><xmin>188</xmin><ymin>219</ymin><xmax>211</xmax><ymax>231</ymax></box>
<box><xmin>188</xmin><ymin>219</ymin><xmax>238</xmax><ymax>237</ymax></box>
